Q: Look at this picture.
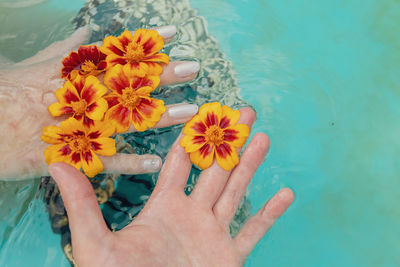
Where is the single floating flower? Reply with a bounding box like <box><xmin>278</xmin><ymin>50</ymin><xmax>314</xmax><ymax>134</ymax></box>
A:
<box><xmin>61</xmin><ymin>45</ymin><xmax>107</xmax><ymax>80</ymax></box>
<box><xmin>48</xmin><ymin>75</ymin><xmax>108</xmax><ymax>127</ymax></box>
<box><xmin>180</xmin><ymin>102</ymin><xmax>250</xmax><ymax>171</ymax></box>
<box><xmin>103</xmin><ymin>64</ymin><xmax>166</xmax><ymax>132</ymax></box>
<box><xmin>41</xmin><ymin>118</ymin><xmax>116</xmax><ymax>178</ymax></box>
<box><xmin>100</xmin><ymin>29</ymin><xmax>169</xmax><ymax>76</ymax></box>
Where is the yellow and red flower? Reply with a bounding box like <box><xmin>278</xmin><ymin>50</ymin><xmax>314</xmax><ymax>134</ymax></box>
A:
<box><xmin>180</xmin><ymin>102</ymin><xmax>250</xmax><ymax>171</ymax></box>
<box><xmin>41</xmin><ymin>118</ymin><xmax>116</xmax><ymax>178</ymax></box>
<box><xmin>48</xmin><ymin>75</ymin><xmax>108</xmax><ymax>127</ymax></box>
<box><xmin>61</xmin><ymin>45</ymin><xmax>107</xmax><ymax>80</ymax></box>
<box><xmin>100</xmin><ymin>29</ymin><xmax>169</xmax><ymax>76</ymax></box>
<box><xmin>103</xmin><ymin>64</ymin><xmax>165</xmax><ymax>132</ymax></box>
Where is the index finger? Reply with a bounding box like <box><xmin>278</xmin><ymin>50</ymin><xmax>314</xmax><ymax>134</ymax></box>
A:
<box><xmin>153</xmin><ymin>133</ymin><xmax>192</xmax><ymax>194</ymax></box>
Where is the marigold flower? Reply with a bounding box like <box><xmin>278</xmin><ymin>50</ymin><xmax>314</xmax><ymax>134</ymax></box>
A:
<box><xmin>41</xmin><ymin>118</ymin><xmax>116</xmax><ymax>178</ymax></box>
<box><xmin>48</xmin><ymin>75</ymin><xmax>108</xmax><ymax>127</ymax></box>
<box><xmin>103</xmin><ymin>64</ymin><xmax>165</xmax><ymax>132</ymax></box>
<box><xmin>180</xmin><ymin>102</ymin><xmax>250</xmax><ymax>171</ymax></box>
<box><xmin>100</xmin><ymin>29</ymin><xmax>169</xmax><ymax>76</ymax></box>
<box><xmin>61</xmin><ymin>45</ymin><xmax>107</xmax><ymax>79</ymax></box>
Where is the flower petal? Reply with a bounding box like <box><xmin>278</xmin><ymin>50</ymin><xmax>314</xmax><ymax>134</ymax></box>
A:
<box><xmin>180</xmin><ymin>135</ymin><xmax>206</xmax><ymax>153</ymax></box>
<box><xmin>81</xmin><ymin>150</ymin><xmax>103</xmax><ymax>178</ymax></box>
<box><xmin>55</xmin><ymin>81</ymin><xmax>80</xmax><ymax>104</ymax></box>
<box><xmin>215</xmin><ymin>143</ymin><xmax>239</xmax><ymax>171</ymax></box>
<box><xmin>105</xmin><ymin>104</ymin><xmax>132</xmax><ymax>133</ymax></box>
<box><xmin>198</xmin><ymin>102</ymin><xmax>222</xmax><ymax>127</ymax></box>
<box><xmin>60</xmin><ymin>117</ymin><xmax>85</xmax><ymax>136</ymax></box>
<box><xmin>41</xmin><ymin>126</ymin><xmax>63</xmax><ymax>144</ymax></box>
<box><xmin>81</xmin><ymin>76</ymin><xmax>108</xmax><ymax>104</ymax></box>
<box><xmin>133</xmin><ymin>98</ymin><xmax>166</xmax><ymax>131</ymax></box>
<box><xmin>48</xmin><ymin>102</ymin><xmax>73</xmax><ymax>117</ymax></box>
<box><xmin>135</xmin><ymin>86</ymin><xmax>156</xmax><ymax>95</ymax></box>
<box><xmin>91</xmin><ymin>137</ymin><xmax>116</xmax><ymax>156</ymax></box>
<box><xmin>121</xmin><ymin>61</ymin><xmax>147</xmax><ymax>78</ymax></box>
<box><xmin>130</xmin><ymin>75</ymin><xmax>160</xmax><ymax>91</ymax></box>
<box><xmin>143</xmin><ymin>53</ymin><xmax>170</xmax><ymax>64</ymax></box>
<box><xmin>61</xmin><ymin>51</ymin><xmax>81</xmax><ymax>78</ymax></box>
<box><xmin>224</xmin><ymin>124</ymin><xmax>250</xmax><ymax>147</ymax></box>
<box><xmin>70</xmin><ymin>74</ymin><xmax>86</xmax><ymax>95</ymax></box>
<box><xmin>69</xmin><ymin>152</ymin><xmax>83</xmax><ymax>170</ymax></box>
<box><xmin>106</xmin><ymin>54</ymin><xmax>128</xmax><ymax>68</ymax></box>
<box><xmin>182</xmin><ymin>114</ymin><xmax>207</xmax><ymax>136</ymax></box>
<box><xmin>101</xmin><ymin>35</ymin><xmax>125</xmax><ymax>56</ymax></box>
<box><xmin>189</xmin><ymin>144</ymin><xmax>215</xmax><ymax>170</ymax></box>
<box><xmin>133</xmin><ymin>29</ymin><xmax>164</xmax><ymax>56</ymax></box>
<box><xmin>126</xmin><ymin>62</ymin><xmax>148</xmax><ymax>77</ymax></box>
<box><xmin>78</xmin><ymin>45</ymin><xmax>100</xmax><ymax>63</ymax></box>
<box><xmin>118</xmin><ymin>30</ymin><xmax>135</xmax><ymax>50</ymax></box>
<box><xmin>104</xmin><ymin>93</ymin><xmax>120</xmax><ymax>109</ymax></box>
<box><xmin>44</xmin><ymin>144</ymin><xmax>73</xmax><ymax>165</ymax></box>
<box><xmin>85</xmin><ymin>98</ymin><xmax>108</xmax><ymax>121</ymax></box>
<box><xmin>104</xmin><ymin>65</ymin><xmax>130</xmax><ymax>94</ymax></box>
<box><xmin>88</xmin><ymin>120</ymin><xmax>115</xmax><ymax>139</ymax></box>
<box><xmin>143</xmin><ymin>62</ymin><xmax>164</xmax><ymax>76</ymax></box>
<box><xmin>219</xmin><ymin>105</ymin><xmax>241</xmax><ymax>129</ymax></box>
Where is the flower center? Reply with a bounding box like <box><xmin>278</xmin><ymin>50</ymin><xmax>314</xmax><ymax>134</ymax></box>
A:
<box><xmin>70</xmin><ymin>99</ymin><xmax>87</xmax><ymax>116</ymax></box>
<box><xmin>205</xmin><ymin>125</ymin><xmax>224</xmax><ymax>145</ymax></box>
<box><xmin>70</xmin><ymin>136</ymin><xmax>90</xmax><ymax>153</ymax></box>
<box><xmin>120</xmin><ymin>87</ymin><xmax>142</xmax><ymax>109</ymax></box>
<box><xmin>125</xmin><ymin>42</ymin><xmax>145</xmax><ymax>62</ymax></box>
<box><xmin>81</xmin><ymin>60</ymin><xmax>97</xmax><ymax>74</ymax></box>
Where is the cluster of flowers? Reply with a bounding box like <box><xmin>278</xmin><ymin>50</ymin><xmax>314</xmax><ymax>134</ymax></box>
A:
<box><xmin>41</xmin><ymin>28</ymin><xmax>250</xmax><ymax>177</ymax></box>
<box><xmin>41</xmin><ymin>29</ymin><xmax>169</xmax><ymax>177</ymax></box>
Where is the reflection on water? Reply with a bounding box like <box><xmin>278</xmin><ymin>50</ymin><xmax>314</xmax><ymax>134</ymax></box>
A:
<box><xmin>0</xmin><ymin>179</ymin><xmax>39</xmax><ymax>245</ymax></box>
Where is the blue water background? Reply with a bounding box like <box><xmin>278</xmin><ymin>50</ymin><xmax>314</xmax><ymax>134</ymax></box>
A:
<box><xmin>190</xmin><ymin>0</ymin><xmax>400</xmax><ymax>266</ymax></box>
<box><xmin>0</xmin><ymin>0</ymin><xmax>399</xmax><ymax>266</ymax></box>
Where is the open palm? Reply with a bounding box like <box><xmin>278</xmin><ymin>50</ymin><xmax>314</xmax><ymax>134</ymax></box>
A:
<box><xmin>49</xmin><ymin>108</ymin><xmax>294</xmax><ymax>266</ymax></box>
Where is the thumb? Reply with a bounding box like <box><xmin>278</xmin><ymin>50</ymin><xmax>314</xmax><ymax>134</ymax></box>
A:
<box><xmin>48</xmin><ymin>162</ymin><xmax>110</xmax><ymax>249</ymax></box>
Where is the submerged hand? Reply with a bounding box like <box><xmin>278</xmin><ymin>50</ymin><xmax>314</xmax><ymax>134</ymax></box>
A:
<box><xmin>0</xmin><ymin>26</ymin><xmax>200</xmax><ymax>180</ymax></box>
<box><xmin>49</xmin><ymin>108</ymin><xmax>294</xmax><ymax>267</ymax></box>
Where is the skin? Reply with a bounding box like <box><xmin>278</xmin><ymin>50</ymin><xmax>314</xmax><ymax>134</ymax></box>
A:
<box><xmin>49</xmin><ymin>108</ymin><xmax>295</xmax><ymax>267</ymax></box>
<box><xmin>0</xmin><ymin>26</ymin><xmax>199</xmax><ymax>180</ymax></box>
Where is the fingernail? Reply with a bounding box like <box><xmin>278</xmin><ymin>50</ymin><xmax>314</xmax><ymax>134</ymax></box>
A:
<box><xmin>168</xmin><ymin>104</ymin><xmax>198</xmax><ymax>119</ymax></box>
<box><xmin>143</xmin><ymin>158</ymin><xmax>162</xmax><ymax>172</ymax></box>
<box><xmin>174</xmin><ymin>61</ymin><xmax>200</xmax><ymax>78</ymax></box>
<box><xmin>156</xmin><ymin>25</ymin><xmax>177</xmax><ymax>39</ymax></box>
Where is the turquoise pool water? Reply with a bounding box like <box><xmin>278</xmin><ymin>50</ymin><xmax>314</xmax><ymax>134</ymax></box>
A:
<box><xmin>1</xmin><ymin>0</ymin><xmax>399</xmax><ymax>266</ymax></box>
<box><xmin>190</xmin><ymin>0</ymin><xmax>400</xmax><ymax>266</ymax></box>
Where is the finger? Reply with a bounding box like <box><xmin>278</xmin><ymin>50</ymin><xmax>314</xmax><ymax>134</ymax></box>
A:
<box><xmin>125</xmin><ymin>103</ymin><xmax>198</xmax><ymax>133</ymax></box>
<box><xmin>154</xmin><ymin>134</ymin><xmax>192</xmax><ymax>193</ymax></box>
<box><xmin>48</xmin><ymin>162</ymin><xmax>110</xmax><ymax>249</ymax></box>
<box><xmin>153</xmin><ymin>25</ymin><xmax>177</xmax><ymax>43</ymax></box>
<box><xmin>189</xmin><ymin>108</ymin><xmax>256</xmax><ymax>208</ymax></box>
<box><xmin>213</xmin><ymin>133</ymin><xmax>270</xmax><ymax>227</ymax></box>
<box><xmin>100</xmin><ymin>153</ymin><xmax>162</xmax><ymax>174</ymax></box>
<box><xmin>234</xmin><ymin>188</ymin><xmax>294</xmax><ymax>259</ymax></box>
<box><xmin>160</xmin><ymin>61</ymin><xmax>200</xmax><ymax>86</ymax></box>
<box><xmin>16</xmin><ymin>26</ymin><xmax>89</xmax><ymax>66</ymax></box>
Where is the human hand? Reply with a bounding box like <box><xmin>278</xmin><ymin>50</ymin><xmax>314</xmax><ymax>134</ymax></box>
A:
<box><xmin>0</xmin><ymin>26</ymin><xmax>200</xmax><ymax>180</ymax></box>
<box><xmin>49</xmin><ymin>108</ymin><xmax>294</xmax><ymax>267</ymax></box>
